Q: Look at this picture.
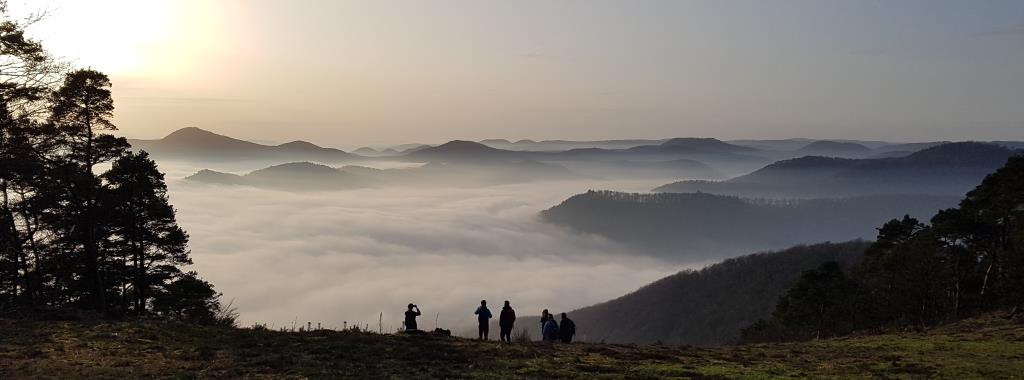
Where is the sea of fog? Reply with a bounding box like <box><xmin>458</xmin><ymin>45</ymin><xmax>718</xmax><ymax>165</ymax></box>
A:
<box><xmin>159</xmin><ymin>160</ymin><xmax>700</xmax><ymax>334</ymax></box>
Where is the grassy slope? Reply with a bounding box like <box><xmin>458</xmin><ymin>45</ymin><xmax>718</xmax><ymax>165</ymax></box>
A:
<box><xmin>1</xmin><ymin>315</ymin><xmax>1022</xmax><ymax>379</ymax></box>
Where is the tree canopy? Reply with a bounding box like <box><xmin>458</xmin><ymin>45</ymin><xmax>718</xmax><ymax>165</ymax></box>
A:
<box><xmin>743</xmin><ymin>155</ymin><xmax>1024</xmax><ymax>342</ymax></box>
<box><xmin>0</xmin><ymin>4</ymin><xmax>226</xmax><ymax>324</ymax></box>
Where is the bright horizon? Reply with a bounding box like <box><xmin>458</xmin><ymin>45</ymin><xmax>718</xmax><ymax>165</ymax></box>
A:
<box><xmin>17</xmin><ymin>0</ymin><xmax>1024</xmax><ymax>146</ymax></box>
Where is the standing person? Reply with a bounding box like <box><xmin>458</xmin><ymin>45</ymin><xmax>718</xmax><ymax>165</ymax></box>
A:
<box><xmin>499</xmin><ymin>300</ymin><xmax>517</xmax><ymax>343</ymax></box>
<box><xmin>558</xmin><ymin>313</ymin><xmax>576</xmax><ymax>343</ymax></box>
<box><xmin>542</xmin><ymin>313</ymin><xmax>559</xmax><ymax>342</ymax></box>
<box><xmin>405</xmin><ymin>303</ymin><xmax>421</xmax><ymax>331</ymax></box>
<box><xmin>540</xmin><ymin>309</ymin><xmax>550</xmax><ymax>333</ymax></box>
<box><xmin>474</xmin><ymin>300</ymin><xmax>493</xmax><ymax>340</ymax></box>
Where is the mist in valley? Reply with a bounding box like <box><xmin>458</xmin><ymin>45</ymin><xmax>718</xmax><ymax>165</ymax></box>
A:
<box><xmin>162</xmin><ymin>159</ymin><xmax>689</xmax><ymax>333</ymax></box>
<box><xmin>152</xmin><ymin>135</ymin><xmax>1022</xmax><ymax>337</ymax></box>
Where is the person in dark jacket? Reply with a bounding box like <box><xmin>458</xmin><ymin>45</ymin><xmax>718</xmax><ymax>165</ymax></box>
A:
<box><xmin>404</xmin><ymin>303</ymin><xmax>421</xmax><ymax>331</ymax></box>
<box><xmin>558</xmin><ymin>313</ymin><xmax>576</xmax><ymax>343</ymax></box>
<box><xmin>499</xmin><ymin>300</ymin><xmax>516</xmax><ymax>343</ymax></box>
<box><xmin>474</xmin><ymin>300</ymin><xmax>493</xmax><ymax>340</ymax></box>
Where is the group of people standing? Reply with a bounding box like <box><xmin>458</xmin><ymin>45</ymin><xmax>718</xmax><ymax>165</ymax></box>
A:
<box><xmin>405</xmin><ymin>300</ymin><xmax>576</xmax><ymax>343</ymax></box>
<box><xmin>475</xmin><ymin>300</ymin><xmax>576</xmax><ymax>343</ymax></box>
<box><xmin>540</xmin><ymin>309</ymin><xmax>576</xmax><ymax>343</ymax></box>
<box><xmin>473</xmin><ymin>300</ymin><xmax>516</xmax><ymax>342</ymax></box>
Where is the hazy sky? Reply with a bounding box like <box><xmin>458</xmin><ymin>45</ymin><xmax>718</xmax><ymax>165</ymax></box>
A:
<box><xmin>19</xmin><ymin>0</ymin><xmax>1024</xmax><ymax>146</ymax></box>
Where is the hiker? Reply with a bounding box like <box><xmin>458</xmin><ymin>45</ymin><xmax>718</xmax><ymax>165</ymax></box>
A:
<box><xmin>542</xmin><ymin>313</ymin><xmax>559</xmax><ymax>342</ymax></box>
<box><xmin>558</xmin><ymin>313</ymin><xmax>576</xmax><ymax>343</ymax></box>
<box><xmin>474</xmin><ymin>300</ymin><xmax>493</xmax><ymax>340</ymax></box>
<box><xmin>499</xmin><ymin>300</ymin><xmax>516</xmax><ymax>343</ymax></box>
<box><xmin>404</xmin><ymin>303</ymin><xmax>421</xmax><ymax>331</ymax></box>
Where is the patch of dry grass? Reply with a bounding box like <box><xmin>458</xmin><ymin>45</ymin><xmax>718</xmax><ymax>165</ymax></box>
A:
<box><xmin>1</xmin><ymin>314</ymin><xmax>1022</xmax><ymax>379</ymax></box>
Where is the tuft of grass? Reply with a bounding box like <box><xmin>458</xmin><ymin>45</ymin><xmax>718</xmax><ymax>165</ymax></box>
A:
<box><xmin>513</xmin><ymin>327</ymin><xmax>532</xmax><ymax>343</ymax></box>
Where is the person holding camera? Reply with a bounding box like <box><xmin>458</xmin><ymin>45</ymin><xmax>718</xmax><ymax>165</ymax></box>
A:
<box><xmin>474</xmin><ymin>300</ymin><xmax>493</xmax><ymax>340</ymax></box>
<box><xmin>405</xmin><ymin>303</ymin><xmax>421</xmax><ymax>331</ymax></box>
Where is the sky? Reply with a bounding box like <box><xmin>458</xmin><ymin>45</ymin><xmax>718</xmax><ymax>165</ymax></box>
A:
<box><xmin>14</xmin><ymin>0</ymin><xmax>1024</xmax><ymax>147</ymax></box>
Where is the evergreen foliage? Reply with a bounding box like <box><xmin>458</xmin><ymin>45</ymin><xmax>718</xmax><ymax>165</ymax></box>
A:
<box><xmin>0</xmin><ymin>4</ymin><xmax>225</xmax><ymax>323</ymax></box>
<box><xmin>743</xmin><ymin>155</ymin><xmax>1024</xmax><ymax>342</ymax></box>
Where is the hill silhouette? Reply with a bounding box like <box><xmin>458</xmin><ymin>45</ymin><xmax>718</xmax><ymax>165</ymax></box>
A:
<box><xmin>353</xmin><ymin>147</ymin><xmax>380</xmax><ymax>155</ymax></box>
<box><xmin>658</xmin><ymin>137</ymin><xmax>757</xmax><ymax>152</ymax></box>
<box><xmin>186</xmin><ymin>159</ymin><xmax>579</xmax><ymax>189</ymax></box>
<box><xmin>557</xmin><ymin>158</ymin><xmax>724</xmax><ymax>180</ymax></box>
<box><xmin>185</xmin><ymin>162</ymin><xmax>377</xmax><ymax>190</ymax></box>
<box><xmin>404</xmin><ymin>140</ymin><xmax>525</xmax><ymax>162</ymax></box>
<box><xmin>478</xmin><ymin>138</ymin><xmax>666</xmax><ymax>151</ymax></box>
<box><xmin>655</xmin><ymin>142</ymin><xmax>1021</xmax><ymax>197</ymax></box>
<box><xmin>128</xmin><ymin>127</ymin><xmax>357</xmax><ymax>162</ymax></box>
<box><xmin>873</xmin><ymin>141</ymin><xmax>950</xmax><ymax>154</ymax></box>
<box><xmin>564</xmin><ymin>241</ymin><xmax>869</xmax><ymax>345</ymax></box>
<box><xmin>792</xmin><ymin>140</ymin><xmax>871</xmax><ymax>158</ymax></box>
<box><xmin>541</xmin><ymin>191</ymin><xmax>957</xmax><ymax>260</ymax></box>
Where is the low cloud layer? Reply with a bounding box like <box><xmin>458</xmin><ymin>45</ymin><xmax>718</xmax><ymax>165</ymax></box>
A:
<box><xmin>162</xmin><ymin>160</ymin><xmax>687</xmax><ymax>333</ymax></box>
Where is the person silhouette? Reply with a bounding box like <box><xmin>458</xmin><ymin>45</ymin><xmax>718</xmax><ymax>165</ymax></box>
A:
<box><xmin>499</xmin><ymin>300</ymin><xmax>517</xmax><ymax>343</ymax></box>
<box><xmin>542</xmin><ymin>312</ymin><xmax>559</xmax><ymax>342</ymax></box>
<box><xmin>558</xmin><ymin>313</ymin><xmax>576</xmax><ymax>343</ymax></box>
<box><xmin>404</xmin><ymin>303</ymin><xmax>421</xmax><ymax>331</ymax></box>
<box><xmin>474</xmin><ymin>300</ymin><xmax>493</xmax><ymax>340</ymax></box>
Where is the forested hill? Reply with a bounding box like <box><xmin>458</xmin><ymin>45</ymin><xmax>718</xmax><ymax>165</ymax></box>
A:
<box><xmin>541</xmin><ymin>191</ymin><xmax>955</xmax><ymax>261</ymax></box>
<box><xmin>564</xmin><ymin>242</ymin><xmax>869</xmax><ymax>346</ymax></box>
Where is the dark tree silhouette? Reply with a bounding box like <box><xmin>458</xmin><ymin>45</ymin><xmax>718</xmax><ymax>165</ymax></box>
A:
<box><xmin>745</xmin><ymin>155</ymin><xmax>1024</xmax><ymax>342</ymax></box>
<box><xmin>0</xmin><ymin>4</ymin><xmax>225</xmax><ymax>324</ymax></box>
<box><xmin>47</xmin><ymin>69</ymin><xmax>129</xmax><ymax>311</ymax></box>
<box><xmin>103</xmin><ymin>151</ymin><xmax>190</xmax><ymax>314</ymax></box>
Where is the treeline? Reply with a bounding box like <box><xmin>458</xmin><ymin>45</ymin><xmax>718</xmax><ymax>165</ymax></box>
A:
<box><xmin>0</xmin><ymin>6</ymin><xmax>227</xmax><ymax>324</ymax></box>
<box><xmin>565</xmin><ymin>241</ymin><xmax>869</xmax><ymax>345</ymax></box>
<box><xmin>743</xmin><ymin>155</ymin><xmax>1024</xmax><ymax>342</ymax></box>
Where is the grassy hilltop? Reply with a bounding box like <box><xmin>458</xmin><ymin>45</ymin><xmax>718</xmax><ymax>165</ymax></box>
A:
<box><xmin>1</xmin><ymin>314</ymin><xmax>1022</xmax><ymax>379</ymax></box>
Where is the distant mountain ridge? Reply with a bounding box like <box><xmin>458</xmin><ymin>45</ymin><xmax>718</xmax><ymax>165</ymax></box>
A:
<box><xmin>129</xmin><ymin>127</ymin><xmax>358</xmax><ymax>162</ymax></box>
<box><xmin>401</xmin><ymin>138</ymin><xmax>763</xmax><ymax>175</ymax></box>
<box><xmin>478</xmin><ymin>138</ymin><xmax>666</xmax><ymax>151</ymax></box>
<box><xmin>404</xmin><ymin>140</ymin><xmax>522</xmax><ymax>161</ymax></box>
<box><xmin>792</xmin><ymin>140</ymin><xmax>872</xmax><ymax>158</ymax></box>
<box><xmin>655</xmin><ymin>142</ymin><xmax>1021</xmax><ymax>197</ymax></box>
<box><xmin>186</xmin><ymin>158</ymin><xmax>580</xmax><ymax>189</ymax></box>
<box><xmin>184</xmin><ymin>162</ymin><xmax>377</xmax><ymax>190</ymax></box>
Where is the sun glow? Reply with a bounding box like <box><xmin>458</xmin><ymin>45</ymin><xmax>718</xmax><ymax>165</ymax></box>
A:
<box><xmin>12</xmin><ymin>0</ymin><xmax>227</xmax><ymax>79</ymax></box>
<box><xmin>13</xmin><ymin>1</ymin><xmax>173</xmax><ymax>74</ymax></box>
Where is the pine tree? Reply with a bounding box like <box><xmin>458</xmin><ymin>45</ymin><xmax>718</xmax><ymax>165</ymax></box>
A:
<box><xmin>102</xmin><ymin>151</ymin><xmax>190</xmax><ymax>314</ymax></box>
<box><xmin>47</xmin><ymin>69</ymin><xmax>129</xmax><ymax>311</ymax></box>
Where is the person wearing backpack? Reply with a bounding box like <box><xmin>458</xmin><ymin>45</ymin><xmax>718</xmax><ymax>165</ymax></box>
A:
<box><xmin>558</xmin><ymin>313</ymin><xmax>576</xmax><ymax>343</ymax></box>
<box><xmin>542</xmin><ymin>313</ymin><xmax>559</xmax><ymax>342</ymax></box>
<box><xmin>499</xmin><ymin>300</ymin><xmax>516</xmax><ymax>343</ymax></box>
